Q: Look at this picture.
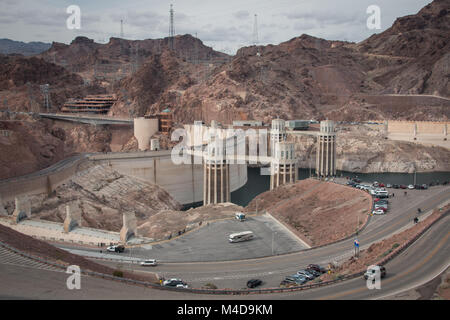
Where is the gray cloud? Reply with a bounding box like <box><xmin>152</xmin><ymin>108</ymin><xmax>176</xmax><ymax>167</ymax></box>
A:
<box><xmin>233</xmin><ymin>10</ymin><xmax>250</xmax><ymax>20</ymax></box>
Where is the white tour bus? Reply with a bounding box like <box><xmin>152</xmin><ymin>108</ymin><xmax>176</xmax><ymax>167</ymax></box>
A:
<box><xmin>229</xmin><ymin>231</ymin><xmax>254</xmax><ymax>243</ymax></box>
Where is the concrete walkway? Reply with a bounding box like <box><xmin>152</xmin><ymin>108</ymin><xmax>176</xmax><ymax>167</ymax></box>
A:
<box><xmin>0</xmin><ymin>218</ymin><xmax>151</xmax><ymax>246</ymax></box>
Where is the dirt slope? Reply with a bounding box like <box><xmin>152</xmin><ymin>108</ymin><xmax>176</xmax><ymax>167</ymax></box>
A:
<box><xmin>245</xmin><ymin>179</ymin><xmax>371</xmax><ymax>246</ymax></box>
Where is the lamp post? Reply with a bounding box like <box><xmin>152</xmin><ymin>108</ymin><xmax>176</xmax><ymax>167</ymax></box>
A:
<box><xmin>272</xmin><ymin>231</ymin><xmax>277</xmax><ymax>255</ymax></box>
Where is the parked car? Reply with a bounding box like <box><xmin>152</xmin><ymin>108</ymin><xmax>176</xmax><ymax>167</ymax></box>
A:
<box><xmin>372</xmin><ymin>209</ymin><xmax>386</xmax><ymax>215</ymax></box>
<box><xmin>247</xmin><ymin>279</ymin><xmax>263</xmax><ymax>288</ymax></box>
<box><xmin>392</xmin><ymin>184</ymin><xmax>400</xmax><ymax>189</ymax></box>
<box><xmin>163</xmin><ymin>278</ymin><xmax>188</xmax><ymax>288</ymax></box>
<box><xmin>281</xmin><ymin>275</ymin><xmax>307</xmax><ymax>286</ymax></box>
<box><xmin>400</xmin><ymin>185</ymin><xmax>407</xmax><ymax>189</ymax></box>
<box><xmin>374</xmin><ymin>203</ymin><xmax>388</xmax><ymax>209</ymax></box>
<box><xmin>378</xmin><ymin>183</ymin><xmax>385</xmax><ymax>187</ymax></box>
<box><xmin>386</xmin><ymin>184</ymin><xmax>392</xmax><ymax>188</ymax></box>
<box><xmin>363</xmin><ymin>265</ymin><xmax>386</xmax><ymax>280</ymax></box>
<box><xmin>297</xmin><ymin>270</ymin><xmax>315</xmax><ymax>280</ymax></box>
<box><xmin>307</xmin><ymin>264</ymin><xmax>327</xmax><ymax>274</ymax></box>
<box><xmin>421</xmin><ymin>184</ymin><xmax>428</xmax><ymax>189</ymax></box>
<box><xmin>305</xmin><ymin>268</ymin><xmax>321</xmax><ymax>277</ymax></box>
<box><xmin>408</xmin><ymin>184</ymin><xmax>415</xmax><ymax>190</ymax></box>
<box><xmin>140</xmin><ymin>259</ymin><xmax>157</xmax><ymax>266</ymax></box>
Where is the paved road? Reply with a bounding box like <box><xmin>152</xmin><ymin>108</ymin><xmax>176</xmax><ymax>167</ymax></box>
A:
<box><xmin>0</xmin><ymin>154</ymin><xmax>88</xmax><ymax>184</ymax></box>
<box><xmin>0</xmin><ymin>213</ymin><xmax>448</xmax><ymax>300</ymax></box>
<box><xmin>65</xmin><ymin>185</ymin><xmax>450</xmax><ymax>289</ymax></box>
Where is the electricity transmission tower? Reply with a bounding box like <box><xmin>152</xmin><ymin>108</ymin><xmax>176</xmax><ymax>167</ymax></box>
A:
<box><xmin>40</xmin><ymin>84</ymin><xmax>51</xmax><ymax>113</ymax></box>
<box><xmin>253</xmin><ymin>14</ymin><xmax>259</xmax><ymax>46</ymax></box>
<box><xmin>169</xmin><ymin>4</ymin><xmax>175</xmax><ymax>50</ymax></box>
<box><xmin>132</xmin><ymin>43</ymin><xmax>140</xmax><ymax>72</ymax></box>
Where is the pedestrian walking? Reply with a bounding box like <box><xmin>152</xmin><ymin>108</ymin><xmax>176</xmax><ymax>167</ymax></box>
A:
<box><xmin>392</xmin><ymin>193</ymin><xmax>394</xmax><ymax>197</ymax></box>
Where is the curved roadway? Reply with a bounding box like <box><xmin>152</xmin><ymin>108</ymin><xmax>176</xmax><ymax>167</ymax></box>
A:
<box><xmin>69</xmin><ymin>185</ymin><xmax>450</xmax><ymax>291</ymax></box>
<box><xmin>1</xmin><ymin>211</ymin><xmax>448</xmax><ymax>299</ymax></box>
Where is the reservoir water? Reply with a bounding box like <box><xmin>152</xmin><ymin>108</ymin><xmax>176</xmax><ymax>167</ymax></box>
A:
<box><xmin>230</xmin><ymin>168</ymin><xmax>450</xmax><ymax>207</ymax></box>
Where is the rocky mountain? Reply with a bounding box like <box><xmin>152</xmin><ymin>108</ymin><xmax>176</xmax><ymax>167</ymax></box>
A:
<box><xmin>357</xmin><ymin>0</ymin><xmax>449</xmax><ymax>96</ymax></box>
<box><xmin>0</xmin><ymin>53</ymin><xmax>106</xmax><ymax>113</ymax></box>
<box><xmin>0</xmin><ymin>39</ymin><xmax>51</xmax><ymax>56</ymax></box>
<box><xmin>39</xmin><ymin>34</ymin><xmax>229</xmax><ymax>74</ymax></box>
<box><xmin>111</xmin><ymin>0</ymin><xmax>449</xmax><ymax>123</ymax></box>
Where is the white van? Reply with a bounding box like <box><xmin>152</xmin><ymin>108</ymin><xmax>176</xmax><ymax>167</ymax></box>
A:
<box><xmin>140</xmin><ymin>259</ymin><xmax>157</xmax><ymax>266</ymax></box>
<box><xmin>235</xmin><ymin>212</ymin><xmax>246</xmax><ymax>221</ymax></box>
<box><xmin>375</xmin><ymin>190</ymin><xmax>389</xmax><ymax>198</ymax></box>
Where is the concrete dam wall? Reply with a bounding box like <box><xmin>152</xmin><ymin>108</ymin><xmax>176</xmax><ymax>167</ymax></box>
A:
<box><xmin>91</xmin><ymin>152</ymin><xmax>248</xmax><ymax>205</ymax></box>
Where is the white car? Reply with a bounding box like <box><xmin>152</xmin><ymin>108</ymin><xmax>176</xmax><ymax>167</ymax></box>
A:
<box><xmin>408</xmin><ymin>185</ymin><xmax>415</xmax><ymax>190</ymax></box>
<box><xmin>372</xmin><ymin>209</ymin><xmax>386</xmax><ymax>215</ymax></box>
<box><xmin>140</xmin><ymin>259</ymin><xmax>157</xmax><ymax>266</ymax></box>
<box><xmin>106</xmin><ymin>245</ymin><xmax>117</xmax><ymax>252</ymax></box>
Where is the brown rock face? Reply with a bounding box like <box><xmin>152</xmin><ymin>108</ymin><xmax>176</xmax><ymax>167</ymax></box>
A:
<box><xmin>26</xmin><ymin>165</ymin><xmax>182</xmax><ymax>232</ymax></box>
<box><xmin>245</xmin><ymin>179</ymin><xmax>371</xmax><ymax>246</ymax></box>
<box><xmin>112</xmin><ymin>1</ymin><xmax>449</xmax><ymax>123</ymax></box>
<box><xmin>0</xmin><ymin>54</ymin><xmax>82</xmax><ymax>90</ymax></box>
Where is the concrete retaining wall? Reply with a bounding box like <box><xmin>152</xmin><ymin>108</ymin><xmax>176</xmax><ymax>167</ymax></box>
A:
<box><xmin>387</xmin><ymin>120</ymin><xmax>449</xmax><ymax>135</ymax></box>
<box><xmin>0</xmin><ymin>156</ymin><xmax>87</xmax><ymax>202</ymax></box>
<box><xmin>362</xmin><ymin>94</ymin><xmax>449</xmax><ymax>108</ymax></box>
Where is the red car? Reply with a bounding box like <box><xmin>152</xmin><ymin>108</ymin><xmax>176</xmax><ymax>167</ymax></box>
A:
<box><xmin>379</xmin><ymin>183</ymin><xmax>385</xmax><ymax>187</ymax></box>
<box><xmin>400</xmin><ymin>185</ymin><xmax>407</xmax><ymax>189</ymax></box>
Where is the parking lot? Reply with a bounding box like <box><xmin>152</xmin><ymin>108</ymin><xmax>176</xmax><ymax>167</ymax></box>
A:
<box><xmin>127</xmin><ymin>214</ymin><xmax>309</xmax><ymax>263</ymax></box>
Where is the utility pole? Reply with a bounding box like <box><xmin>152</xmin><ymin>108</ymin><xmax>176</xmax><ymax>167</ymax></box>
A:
<box><xmin>194</xmin><ymin>32</ymin><xmax>198</xmax><ymax>64</ymax></box>
<box><xmin>120</xmin><ymin>19</ymin><xmax>124</xmax><ymax>38</ymax></box>
<box><xmin>309</xmin><ymin>156</ymin><xmax>312</xmax><ymax>178</ymax></box>
<box><xmin>169</xmin><ymin>4</ymin><xmax>175</xmax><ymax>51</ymax></box>
<box><xmin>272</xmin><ymin>231</ymin><xmax>277</xmax><ymax>255</ymax></box>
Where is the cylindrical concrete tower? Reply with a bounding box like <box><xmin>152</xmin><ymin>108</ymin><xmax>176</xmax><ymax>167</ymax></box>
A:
<box><xmin>316</xmin><ymin>120</ymin><xmax>336</xmax><ymax>177</ymax></box>
<box><xmin>270</xmin><ymin>119</ymin><xmax>286</xmax><ymax>156</ymax></box>
<box><xmin>270</xmin><ymin>141</ymin><xmax>297</xmax><ymax>190</ymax></box>
<box><xmin>134</xmin><ymin>117</ymin><xmax>159</xmax><ymax>151</ymax></box>
<box><xmin>203</xmin><ymin>137</ymin><xmax>230</xmax><ymax>205</ymax></box>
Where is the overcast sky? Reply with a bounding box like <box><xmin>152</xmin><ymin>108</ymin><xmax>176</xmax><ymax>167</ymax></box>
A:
<box><xmin>0</xmin><ymin>0</ymin><xmax>433</xmax><ymax>54</ymax></box>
